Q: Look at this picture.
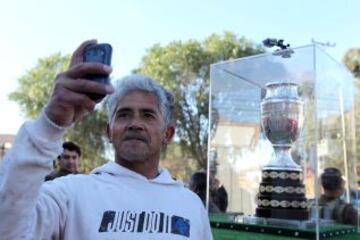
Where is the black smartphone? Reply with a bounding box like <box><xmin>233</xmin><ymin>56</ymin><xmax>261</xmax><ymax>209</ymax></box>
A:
<box><xmin>83</xmin><ymin>43</ymin><xmax>112</xmax><ymax>102</ymax></box>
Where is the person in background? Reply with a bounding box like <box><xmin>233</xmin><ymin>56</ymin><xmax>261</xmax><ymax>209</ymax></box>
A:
<box><xmin>45</xmin><ymin>141</ymin><xmax>81</xmax><ymax>181</ymax></box>
<box><xmin>189</xmin><ymin>171</ymin><xmax>221</xmax><ymax>214</ymax></box>
<box><xmin>210</xmin><ymin>176</ymin><xmax>228</xmax><ymax>213</ymax></box>
<box><xmin>319</xmin><ymin>167</ymin><xmax>359</xmax><ymax>225</ymax></box>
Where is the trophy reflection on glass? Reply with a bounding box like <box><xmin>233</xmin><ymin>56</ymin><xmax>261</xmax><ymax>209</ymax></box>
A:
<box><xmin>256</xmin><ymin>82</ymin><xmax>309</xmax><ymax>220</ymax></box>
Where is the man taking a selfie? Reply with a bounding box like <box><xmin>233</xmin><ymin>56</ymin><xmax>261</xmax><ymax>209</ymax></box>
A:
<box><xmin>0</xmin><ymin>40</ymin><xmax>212</xmax><ymax>240</ymax></box>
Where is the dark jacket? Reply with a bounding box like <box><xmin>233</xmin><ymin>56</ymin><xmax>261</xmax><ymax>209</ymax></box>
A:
<box><xmin>319</xmin><ymin>195</ymin><xmax>359</xmax><ymax>225</ymax></box>
<box><xmin>44</xmin><ymin>169</ymin><xmax>77</xmax><ymax>181</ymax></box>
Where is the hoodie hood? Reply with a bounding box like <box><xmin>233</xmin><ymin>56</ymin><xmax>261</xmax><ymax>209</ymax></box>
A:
<box><xmin>91</xmin><ymin>161</ymin><xmax>183</xmax><ymax>186</ymax></box>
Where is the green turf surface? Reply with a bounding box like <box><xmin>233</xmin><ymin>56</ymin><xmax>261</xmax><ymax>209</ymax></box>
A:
<box><xmin>210</xmin><ymin>214</ymin><xmax>360</xmax><ymax>239</ymax></box>
<box><xmin>212</xmin><ymin>228</ymin><xmax>360</xmax><ymax>240</ymax></box>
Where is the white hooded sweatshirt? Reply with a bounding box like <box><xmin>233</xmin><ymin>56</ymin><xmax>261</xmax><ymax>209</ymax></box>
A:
<box><xmin>0</xmin><ymin>113</ymin><xmax>213</xmax><ymax>240</ymax></box>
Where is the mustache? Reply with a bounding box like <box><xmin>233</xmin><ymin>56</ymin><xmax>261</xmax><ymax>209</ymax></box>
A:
<box><xmin>122</xmin><ymin>133</ymin><xmax>147</xmax><ymax>142</ymax></box>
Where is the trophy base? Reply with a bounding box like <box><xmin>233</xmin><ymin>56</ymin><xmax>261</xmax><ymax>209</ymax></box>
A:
<box><xmin>256</xmin><ymin>169</ymin><xmax>309</xmax><ymax>221</ymax></box>
<box><xmin>256</xmin><ymin>207</ymin><xmax>309</xmax><ymax>220</ymax></box>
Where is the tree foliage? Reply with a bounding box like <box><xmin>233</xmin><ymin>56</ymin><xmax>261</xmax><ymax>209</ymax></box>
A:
<box><xmin>136</xmin><ymin>32</ymin><xmax>264</xmax><ymax>169</ymax></box>
<box><xmin>160</xmin><ymin>143</ymin><xmax>197</xmax><ymax>183</ymax></box>
<box><xmin>9</xmin><ymin>53</ymin><xmax>109</xmax><ymax>172</ymax></box>
<box><xmin>343</xmin><ymin>48</ymin><xmax>360</xmax><ymax>179</ymax></box>
<box><xmin>343</xmin><ymin>48</ymin><xmax>360</xmax><ymax>80</ymax></box>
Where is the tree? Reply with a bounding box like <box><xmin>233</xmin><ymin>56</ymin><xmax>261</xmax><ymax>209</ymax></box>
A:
<box><xmin>343</xmin><ymin>48</ymin><xmax>360</xmax><ymax>80</ymax></box>
<box><xmin>343</xmin><ymin>48</ymin><xmax>360</xmax><ymax>183</ymax></box>
<box><xmin>9</xmin><ymin>53</ymin><xmax>109</xmax><ymax>172</ymax></box>
<box><xmin>136</xmin><ymin>32</ymin><xmax>264</xmax><ymax>169</ymax></box>
<box><xmin>160</xmin><ymin>143</ymin><xmax>197</xmax><ymax>182</ymax></box>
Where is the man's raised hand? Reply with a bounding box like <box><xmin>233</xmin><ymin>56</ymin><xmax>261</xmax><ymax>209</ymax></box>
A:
<box><xmin>44</xmin><ymin>40</ymin><xmax>114</xmax><ymax>127</ymax></box>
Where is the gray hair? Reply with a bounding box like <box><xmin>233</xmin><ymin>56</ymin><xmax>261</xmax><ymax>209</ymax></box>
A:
<box><xmin>106</xmin><ymin>74</ymin><xmax>174</xmax><ymax>126</ymax></box>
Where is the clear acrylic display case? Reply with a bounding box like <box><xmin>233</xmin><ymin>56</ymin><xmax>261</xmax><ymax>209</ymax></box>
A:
<box><xmin>208</xmin><ymin>44</ymin><xmax>359</xmax><ymax>239</ymax></box>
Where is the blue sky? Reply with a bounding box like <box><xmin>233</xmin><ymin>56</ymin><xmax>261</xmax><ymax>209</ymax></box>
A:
<box><xmin>0</xmin><ymin>0</ymin><xmax>359</xmax><ymax>134</ymax></box>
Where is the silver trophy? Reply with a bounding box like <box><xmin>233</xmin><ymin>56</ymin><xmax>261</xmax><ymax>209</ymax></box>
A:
<box><xmin>261</xmin><ymin>82</ymin><xmax>303</xmax><ymax>170</ymax></box>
